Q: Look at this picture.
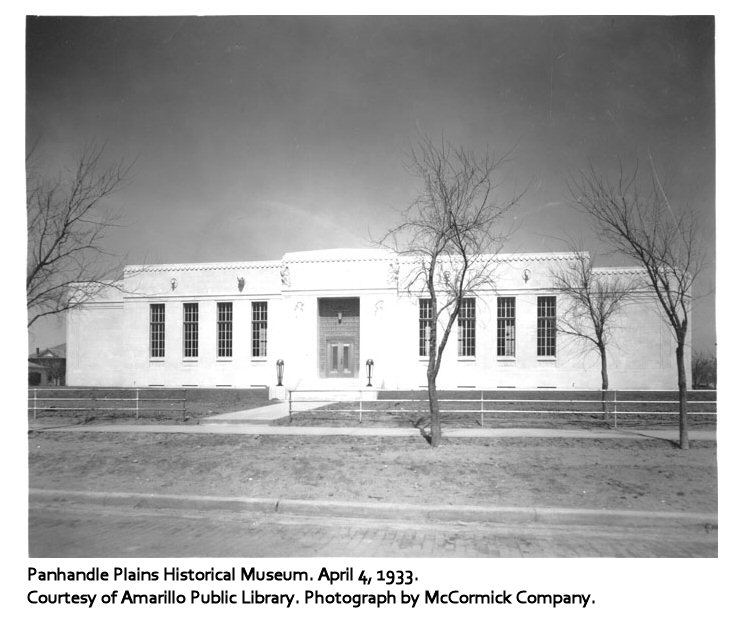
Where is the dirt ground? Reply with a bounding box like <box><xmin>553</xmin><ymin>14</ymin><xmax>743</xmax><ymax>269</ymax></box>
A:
<box><xmin>29</xmin><ymin>431</ymin><xmax>717</xmax><ymax>514</ymax></box>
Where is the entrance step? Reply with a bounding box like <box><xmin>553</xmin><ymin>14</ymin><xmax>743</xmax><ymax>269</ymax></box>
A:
<box><xmin>288</xmin><ymin>388</ymin><xmax>379</xmax><ymax>403</ymax></box>
<box><xmin>287</xmin><ymin>378</ymin><xmax>376</xmax><ymax>391</ymax></box>
<box><xmin>269</xmin><ymin>385</ymin><xmax>289</xmax><ymax>401</ymax></box>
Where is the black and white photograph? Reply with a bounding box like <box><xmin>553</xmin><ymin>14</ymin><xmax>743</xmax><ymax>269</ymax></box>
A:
<box><xmin>25</xmin><ymin>11</ymin><xmax>717</xmax><ymax>556</ymax></box>
<box><xmin>15</xmin><ymin>5</ymin><xmax>734</xmax><ymax>622</ymax></box>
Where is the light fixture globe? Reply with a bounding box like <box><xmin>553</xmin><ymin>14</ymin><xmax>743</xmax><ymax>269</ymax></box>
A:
<box><xmin>365</xmin><ymin>359</ymin><xmax>374</xmax><ymax>387</ymax></box>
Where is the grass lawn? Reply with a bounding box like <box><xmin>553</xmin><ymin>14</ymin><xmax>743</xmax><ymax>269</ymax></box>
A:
<box><xmin>278</xmin><ymin>389</ymin><xmax>717</xmax><ymax>430</ymax></box>
<box><xmin>28</xmin><ymin>387</ymin><xmax>277</xmax><ymax>426</ymax></box>
<box><xmin>28</xmin><ymin>387</ymin><xmax>717</xmax><ymax>431</ymax></box>
<box><xmin>29</xmin><ymin>431</ymin><xmax>717</xmax><ymax>514</ymax></box>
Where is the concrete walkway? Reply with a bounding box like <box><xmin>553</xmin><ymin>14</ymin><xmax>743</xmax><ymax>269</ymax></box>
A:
<box><xmin>197</xmin><ymin>400</ymin><xmax>328</xmax><ymax>424</ymax></box>
<box><xmin>28</xmin><ymin>421</ymin><xmax>716</xmax><ymax>441</ymax></box>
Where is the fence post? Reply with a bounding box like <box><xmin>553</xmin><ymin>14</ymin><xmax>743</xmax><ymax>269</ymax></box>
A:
<box><xmin>135</xmin><ymin>389</ymin><xmax>139</xmax><ymax>420</ymax></box>
<box><xmin>613</xmin><ymin>390</ymin><xmax>617</xmax><ymax>429</ymax></box>
<box><xmin>359</xmin><ymin>394</ymin><xmax>363</xmax><ymax>424</ymax></box>
<box><xmin>288</xmin><ymin>390</ymin><xmax>292</xmax><ymax>419</ymax></box>
<box><xmin>480</xmin><ymin>390</ymin><xmax>484</xmax><ymax>427</ymax></box>
<box><xmin>182</xmin><ymin>391</ymin><xmax>186</xmax><ymax>421</ymax></box>
<box><xmin>33</xmin><ymin>388</ymin><xmax>37</xmax><ymax>422</ymax></box>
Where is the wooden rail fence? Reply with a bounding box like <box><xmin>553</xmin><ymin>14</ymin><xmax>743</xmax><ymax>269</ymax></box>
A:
<box><xmin>287</xmin><ymin>389</ymin><xmax>717</xmax><ymax>428</ymax></box>
<box><xmin>28</xmin><ymin>388</ymin><xmax>187</xmax><ymax>421</ymax></box>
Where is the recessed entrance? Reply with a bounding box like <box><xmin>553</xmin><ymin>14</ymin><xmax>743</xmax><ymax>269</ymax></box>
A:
<box><xmin>318</xmin><ymin>297</ymin><xmax>359</xmax><ymax>378</ymax></box>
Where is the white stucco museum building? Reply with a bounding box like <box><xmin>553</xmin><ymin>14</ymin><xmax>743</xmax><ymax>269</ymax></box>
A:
<box><xmin>66</xmin><ymin>248</ymin><xmax>684</xmax><ymax>391</ymax></box>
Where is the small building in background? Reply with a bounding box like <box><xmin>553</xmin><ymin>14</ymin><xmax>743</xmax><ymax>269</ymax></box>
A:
<box><xmin>28</xmin><ymin>344</ymin><xmax>66</xmax><ymax>386</ymax></box>
<box><xmin>28</xmin><ymin>360</ymin><xmax>52</xmax><ymax>387</ymax></box>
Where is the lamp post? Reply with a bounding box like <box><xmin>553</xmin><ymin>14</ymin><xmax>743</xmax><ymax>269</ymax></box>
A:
<box><xmin>276</xmin><ymin>359</ymin><xmax>284</xmax><ymax>386</ymax></box>
<box><xmin>365</xmin><ymin>359</ymin><xmax>374</xmax><ymax>387</ymax></box>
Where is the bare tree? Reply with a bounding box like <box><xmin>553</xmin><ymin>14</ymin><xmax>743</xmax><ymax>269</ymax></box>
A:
<box><xmin>551</xmin><ymin>246</ymin><xmax>639</xmax><ymax>423</ymax></box>
<box><xmin>570</xmin><ymin>161</ymin><xmax>706</xmax><ymax>449</ymax></box>
<box><xmin>382</xmin><ymin>135</ymin><xmax>521</xmax><ymax>447</ymax></box>
<box><xmin>26</xmin><ymin>144</ymin><xmax>133</xmax><ymax>328</ymax></box>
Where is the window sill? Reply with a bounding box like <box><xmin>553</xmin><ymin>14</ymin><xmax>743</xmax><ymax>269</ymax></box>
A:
<box><xmin>457</xmin><ymin>356</ymin><xmax>476</xmax><ymax>362</ymax></box>
<box><xmin>149</xmin><ymin>358</ymin><xmax>165</xmax><ymax>363</ymax></box>
<box><xmin>216</xmin><ymin>358</ymin><xmax>233</xmax><ymax>362</ymax></box>
<box><xmin>497</xmin><ymin>356</ymin><xmax>517</xmax><ymax>362</ymax></box>
<box><xmin>537</xmin><ymin>357</ymin><xmax>557</xmax><ymax>362</ymax></box>
<box><xmin>182</xmin><ymin>358</ymin><xmax>199</xmax><ymax>363</ymax></box>
<box><xmin>251</xmin><ymin>358</ymin><xmax>268</xmax><ymax>363</ymax></box>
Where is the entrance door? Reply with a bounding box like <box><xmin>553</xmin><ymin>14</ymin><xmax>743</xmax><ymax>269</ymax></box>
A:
<box><xmin>317</xmin><ymin>297</ymin><xmax>360</xmax><ymax>378</ymax></box>
<box><xmin>326</xmin><ymin>339</ymin><xmax>355</xmax><ymax>378</ymax></box>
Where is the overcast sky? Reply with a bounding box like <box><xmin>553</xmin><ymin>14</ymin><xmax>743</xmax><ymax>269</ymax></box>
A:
<box><xmin>25</xmin><ymin>15</ymin><xmax>716</xmax><ymax>353</ymax></box>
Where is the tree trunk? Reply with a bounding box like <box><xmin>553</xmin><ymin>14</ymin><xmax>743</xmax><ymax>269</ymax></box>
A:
<box><xmin>426</xmin><ymin>291</ymin><xmax>442</xmax><ymax>448</ymax></box>
<box><xmin>599</xmin><ymin>345</ymin><xmax>609</xmax><ymax>425</ymax></box>
<box><xmin>428</xmin><ymin>370</ymin><xmax>442</xmax><ymax>447</ymax></box>
<box><xmin>676</xmin><ymin>343</ymin><xmax>690</xmax><ymax>450</ymax></box>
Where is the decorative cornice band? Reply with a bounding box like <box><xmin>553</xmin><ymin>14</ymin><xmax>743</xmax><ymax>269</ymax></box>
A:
<box><xmin>125</xmin><ymin>262</ymin><xmax>281</xmax><ymax>274</ymax></box>
<box><xmin>284</xmin><ymin>257</ymin><xmax>394</xmax><ymax>264</ymax></box>
<box><xmin>124</xmin><ymin>252</ymin><xmax>643</xmax><ymax>273</ymax></box>
<box><xmin>397</xmin><ymin>251</ymin><xmax>584</xmax><ymax>264</ymax></box>
<box><xmin>593</xmin><ymin>267</ymin><xmax>647</xmax><ymax>276</ymax></box>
